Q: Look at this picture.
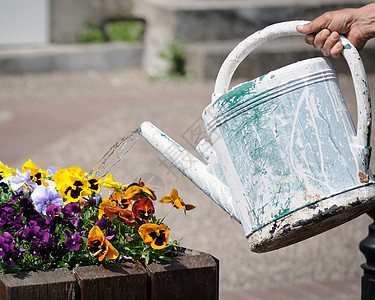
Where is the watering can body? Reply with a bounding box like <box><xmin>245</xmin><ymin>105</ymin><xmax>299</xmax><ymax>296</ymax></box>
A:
<box><xmin>139</xmin><ymin>21</ymin><xmax>375</xmax><ymax>252</ymax></box>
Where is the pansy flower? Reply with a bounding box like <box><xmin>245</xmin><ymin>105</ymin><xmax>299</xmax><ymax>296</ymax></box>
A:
<box><xmin>29</xmin><ymin>245</ymin><xmax>40</xmax><ymax>256</ymax></box>
<box><xmin>160</xmin><ymin>189</ymin><xmax>195</xmax><ymax>214</ymax></box>
<box><xmin>22</xmin><ymin>159</ymin><xmax>49</xmax><ymax>186</ymax></box>
<box><xmin>23</xmin><ymin>220</ymin><xmax>51</xmax><ymax>245</ymax></box>
<box><xmin>86</xmin><ymin>226</ymin><xmax>119</xmax><ymax>261</ymax></box>
<box><xmin>8</xmin><ymin>214</ymin><xmax>24</xmax><ymax>232</ymax></box>
<box><xmin>138</xmin><ymin>223</ymin><xmax>169</xmax><ymax>249</ymax></box>
<box><xmin>99</xmin><ymin>198</ymin><xmax>119</xmax><ymax>221</ymax></box>
<box><xmin>0</xmin><ymin>206</ymin><xmax>14</xmax><ymax>226</ymax></box>
<box><xmin>46</xmin><ymin>166</ymin><xmax>58</xmax><ymax>177</ymax></box>
<box><xmin>0</xmin><ymin>161</ymin><xmax>15</xmax><ymax>180</ymax></box>
<box><xmin>62</xmin><ymin>177</ymin><xmax>90</xmax><ymax>203</ymax></box>
<box><xmin>64</xmin><ymin>230</ymin><xmax>82</xmax><ymax>251</ymax></box>
<box><xmin>118</xmin><ymin>209</ymin><xmax>136</xmax><ymax>226</ymax></box>
<box><xmin>87</xmin><ymin>176</ymin><xmax>102</xmax><ymax>194</ymax></box>
<box><xmin>62</xmin><ymin>203</ymin><xmax>83</xmax><ymax>227</ymax></box>
<box><xmin>1</xmin><ymin>169</ymin><xmax>37</xmax><ymax>193</ymax></box>
<box><xmin>132</xmin><ymin>198</ymin><xmax>155</xmax><ymax>221</ymax></box>
<box><xmin>0</xmin><ymin>232</ymin><xmax>13</xmax><ymax>258</ymax></box>
<box><xmin>98</xmin><ymin>198</ymin><xmax>135</xmax><ymax>225</ymax></box>
<box><xmin>53</xmin><ymin>166</ymin><xmax>90</xmax><ymax>202</ymax></box>
<box><xmin>3</xmin><ymin>248</ymin><xmax>19</xmax><ymax>266</ymax></box>
<box><xmin>124</xmin><ymin>183</ymin><xmax>156</xmax><ymax>201</ymax></box>
<box><xmin>19</xmin><ymin>196</ymin><xmax>40</xmax><ymax>221</ymax></box>
<box><xmin>103</xmin><ymin>174</ymin><xmax>122</xmax><ymax>191</ymax></box>
<box><xmin>46</xmin><ymin>204</ymin><xmax>61</xmax><ymax>224</ymax></box>
<box><xmin>30</xmin><ymin>182</ymin><xmax>63</xmax><ymax>215</ymax></box>
<box><xmin>96</xmin><ymin>215</ymin><xmax>112</xmax><ymax>231</ymax></box>
<box><xmin>110</xmin><ymin>191</ymin><xmax>132</xmax><ymax>209</ymax></box>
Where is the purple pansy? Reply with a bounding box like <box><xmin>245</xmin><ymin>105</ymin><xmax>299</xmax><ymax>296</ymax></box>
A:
<box><xmin>19</xmin><ymin>197</ymin><xmax>39</xmax><ymax>220</ymax></box>
<box><xmin>7</xmin><ymin>193</ymin><xmax>21</xmax><ymax>204</ymax></box>
<box><xmin>46</xmin><ymin>166</ymin><xmax>58</xmax><ymax>177</ymax></box>
<box><xmin>1</xmin><ymin>169</ymin><xmax>37</xmax><ymax>193</ymax></box>
<box><xmin>64</xmin><ymin>230</ymin><xmax>82</xmax><ymax>251</ymax></box>
<box><xmin>31</xmin><ymin>183</ymin><xmax>63</xmax><ymax>215</ymax></box>
<box><xmin>3</xmin><ymin>248</ymin><xmax>19</xmax><ymax>266</ymax></box>
<box><xmin>23</xmin><ymin>220</ymin><xmax>51</xmax><ymax>245</ymax></box>
<box><xmin>0</xmin><ymin>206</ymin><xmax>14</xmax><ymax>226</ymax></box>
<box><xmin>0</xmin><ymin>232</ymin><xmax>14</xmax><ymax>258</ymax></box>
<box><xmin>29</xmin><ymin>245</ymin><xmax>40</xmax><ymax>256</ymax></box>
<box><xmin>96</xmin><ymin>216</ymin><xmax>116</xmax><ymax>241</ymax></box>
<box><xmin>62</xmin><ymin>203</ymin><xmax>83</xmax><ymax>227</ymax></box>
<box><xmin>46</xmin><ymin>204</ymin><xmax>61</xmax><ymax>224</ymax></box>
<box><xmin>8</xmin><ymin>214</ymin><xmax>24</xmax><ymax>232</ymax></box>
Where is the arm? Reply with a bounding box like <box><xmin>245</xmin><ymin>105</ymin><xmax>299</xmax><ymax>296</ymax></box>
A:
<box><xmin>296</xmin><ymin>4</ymin><xmax>375</xmax><ymax>58</ymax></box>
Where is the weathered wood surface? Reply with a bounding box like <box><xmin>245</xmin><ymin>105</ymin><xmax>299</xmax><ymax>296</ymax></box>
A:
<box><xmin>73</xmin><ymin>262</ymin><xmax>147</xmax><ymax>300</ymax></box>
<box><xmin>146</xmin><ymin>251</ymin><xmax>219</xmax><ymax>300</ymax></box>
<box><xmin>0</xmin><ymin>268</ymin><xmax>78</xmax><ymax>300</ymax></box>
<box><xmin>0</xmin><ymin>250</ymin><xmax>219</xmax><ymax>300</ymax></box>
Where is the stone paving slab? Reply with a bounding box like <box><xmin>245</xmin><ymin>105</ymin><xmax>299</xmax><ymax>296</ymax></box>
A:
<box><xmin>0</xmin><ymin>67</ymin><xmax>374</xmax><ymax>294</ymax></box>
<box><xmin>221</xmin><ymin>278</ymin><xmax>360</xmax><ymax>300</ymax></box>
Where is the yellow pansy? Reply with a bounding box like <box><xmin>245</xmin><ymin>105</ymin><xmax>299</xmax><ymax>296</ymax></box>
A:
<box><xmin>0</xmin><ymin>161</ymin><xmax>15</xmax><ymax>179</ymax></box>
<box><xmin>22</xmin><ymin>159</ymin><xmax>49</xmax><ymax>185</ymax></box>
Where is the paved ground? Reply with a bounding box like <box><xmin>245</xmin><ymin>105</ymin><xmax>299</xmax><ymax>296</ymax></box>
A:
<box><xmin>0</xmin><ymin>67</ymin><xmax>374</xmax><ymax>298</ymax></box>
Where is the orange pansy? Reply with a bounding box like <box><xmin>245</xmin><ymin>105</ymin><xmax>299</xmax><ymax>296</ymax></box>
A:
<box><xmin>160</xmin><ymin>189</ymin><xmax>195</xmax><ymax>214</ymax></box>
<box><xmin>118</xmin><ymin>209</ymin><xmax>136</xmax><ymax>226</ymax></box>
<box><xmin>110</xmin><ymin>191</ymin><xmax>132</xmax><ymax>209</ymax></box>
<box><xmin>86</xmin><ymin>226</ymin><xmax>119</xmax><ymax>261</ymax></box>
<box><xmin>99</xmin><ymin>198</ymin><xmax>119</xmax><ymax>220</ymax></box>
<box><xmin>138</xmin><ymin>223</ymin><xmax>169</xmax><ymax>249</ymax></box>
<box><xmin>132</xmin><ymin>198</ymin><xmax>155</xmax><ymax>220</ymax></box>
<box><xmin>124</xmin><ymin>184</ymin><xmax>156</xmax><ymax>201</ymax></box>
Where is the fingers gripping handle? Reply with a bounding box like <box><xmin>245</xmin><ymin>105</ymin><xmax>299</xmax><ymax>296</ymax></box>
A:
<box><xmin>212</xmin><ymin>20</ymin><xmax>371</xmax><ymax>169</ymax></box>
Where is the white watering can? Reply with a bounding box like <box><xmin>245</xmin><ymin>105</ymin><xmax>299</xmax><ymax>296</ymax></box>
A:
<box><xmin>139</xmin><ymin>21</ymin><xmax>375</xmax><ymax>253</ymax></box>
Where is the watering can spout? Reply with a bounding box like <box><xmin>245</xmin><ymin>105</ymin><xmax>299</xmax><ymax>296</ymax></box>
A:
<box><xmin>138</xmin><ymin>121</ymin><xmax>240</xmax><ymax>223</ymax></box>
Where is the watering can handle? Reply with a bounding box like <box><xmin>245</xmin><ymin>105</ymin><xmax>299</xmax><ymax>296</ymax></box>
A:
<box><xmin>213</xmin><ymin>20</ymin><xmax>371</xmax><ymax>160</ymax></box>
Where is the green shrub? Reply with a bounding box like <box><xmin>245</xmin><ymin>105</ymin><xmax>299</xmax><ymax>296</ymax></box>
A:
<box><xmin>106</xmin><ymin>21</ymin><xmax>143</xmax><ymax>42</ymax></box>
<box><xmin>77</xmin><ymin>21</ymin><xmax>143</xmax><ymax>43</ymax></box>
<box><xmin>160</xmin><ymin>39</ymin><xmax>187</xmax><ymax>77</ymax></box>
<box><xmin>77</xmin><ymin>23</ymin><xmax>103</xmax><ymax>43</ymax></box>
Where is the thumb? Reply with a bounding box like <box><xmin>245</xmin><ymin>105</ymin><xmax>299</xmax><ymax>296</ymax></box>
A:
<box><xmin>296</xmin><ymin>15</ymin><xmax>332</xmax><ymax>34</ymax></box>
<box><xmin>296</xmin><ymin>22</ymin><xmax>314</xmax><ymax>34</ymax></box>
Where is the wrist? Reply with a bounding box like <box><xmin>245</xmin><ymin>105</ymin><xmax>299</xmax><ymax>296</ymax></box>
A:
<box><xmin>358</xmin><ymin>3</ymin><xmax>375</xmax><ymax>39</ymax></box>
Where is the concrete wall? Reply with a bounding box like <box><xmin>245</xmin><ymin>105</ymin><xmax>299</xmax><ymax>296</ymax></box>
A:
<box><xmin>0</xmin><ymin>0</ymin><xmax>49</xmax><ymax>45</ymax></box>
<box><xmin>50</xmin><ymin>0</ymin><xmax>132</xmax><ymax>43</ymax></box>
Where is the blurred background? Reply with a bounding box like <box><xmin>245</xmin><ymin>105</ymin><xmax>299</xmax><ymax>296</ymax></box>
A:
<box><xmin>1</xmin><ymin>0</ymin><xmax>375</xmax><ymax>297</ymax></box>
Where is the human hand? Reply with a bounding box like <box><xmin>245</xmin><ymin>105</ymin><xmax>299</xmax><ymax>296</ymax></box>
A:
<box><xmin>296</xmin><ymin>4</ymin><xmax>375</xmax><ymax>58</ymax></box>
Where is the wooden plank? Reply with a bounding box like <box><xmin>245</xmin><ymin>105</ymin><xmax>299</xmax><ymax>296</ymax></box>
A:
<box><xmin>73</xmin><ymin>262</ymin><xmax>148</xmax><ymax>300</ymax></box>
<box><xmin>146</xmin><ymin>250</ymin><xmax>219</xmax><ymax>300</ymax></box>
<box><xmin>0</xmin><ymin>268</ymin><xmax>79</xmax><ymax>300</ymax></box>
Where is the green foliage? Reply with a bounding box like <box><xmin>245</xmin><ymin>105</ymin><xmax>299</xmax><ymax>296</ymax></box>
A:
<box><xmin>107</xmin><ymin>21</ymin><xmax>143</xmax><ymax>42</ymax></box>
<box><xmin>77</xmin><ymin>23</ymin><xmax>103</xmax><ymax>43</ymax></box>
<box><xmin>77</xmin><ymin>21</ymin><xmax>143</xmax><ymax>43</ymax></box>
<box><xmin>160</xmin><ymin>39</ymin><xmax>187</xmax><ymax>77</ymax></box>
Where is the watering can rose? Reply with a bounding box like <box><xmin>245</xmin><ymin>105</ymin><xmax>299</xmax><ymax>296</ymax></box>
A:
<box><xmin>0</xmin><ymin>159</ymin><xmax>195</xmax><ymax>273</ymax></box>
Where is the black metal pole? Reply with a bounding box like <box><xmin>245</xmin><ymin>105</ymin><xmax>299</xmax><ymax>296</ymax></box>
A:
<box><xmin>360</xmin><ymin>208</ymin><xmax>375</xmax><ymax>300</ymax></box>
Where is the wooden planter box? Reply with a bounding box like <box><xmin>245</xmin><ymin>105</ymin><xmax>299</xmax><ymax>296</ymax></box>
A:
<box><xmin>0</xmin><ymin>249</ymin><xmax>219</xmax><ymax>300</ymax></box>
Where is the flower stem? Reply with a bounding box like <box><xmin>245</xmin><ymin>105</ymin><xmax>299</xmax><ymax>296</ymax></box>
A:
<box><xmin>160</xmin><ymin>205</ymin><xmax>174</xmax><ymax>223</ymax></box>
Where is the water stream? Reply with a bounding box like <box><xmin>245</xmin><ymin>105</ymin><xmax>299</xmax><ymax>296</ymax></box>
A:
<box><xmin>88</xmin><ymin>129</ymin><xmax>140</xmax><ymax>178</ymax></box>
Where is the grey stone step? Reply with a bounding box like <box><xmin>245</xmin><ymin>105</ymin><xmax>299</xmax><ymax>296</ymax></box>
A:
<box><xmin>186</xmin><ymin>37</ymin><xmax>375</xmax><ymax>80</ymax></box>
<box><xmin>0</xmin><ymin>42</ymin><xmax>142</xmax><ymax>74</ymax></box>
<box><xmin>134</xmin><ymin>0</ymin><xmax>371</xmax><ymax>76</ymax></box>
